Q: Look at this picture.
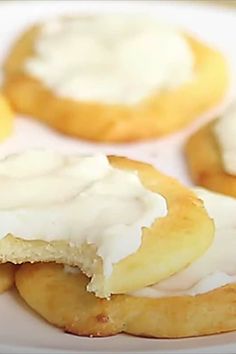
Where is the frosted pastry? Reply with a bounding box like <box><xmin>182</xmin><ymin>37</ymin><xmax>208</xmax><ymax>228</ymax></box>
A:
<box><xmin>186</xmin><ymin>104</ymin><xmax>236</xmax><ymax>197</ymax></box>
<box><xmin>3</xmin><ymin>15</ymin><xmax>228</xmax><ymax>142</ymax></box>
<box><xmin>0</xmin><ymin>150</ymin><xmax>213</xmax><ymax>297</ymax></box>
<box><xmin>15</xmin><ymin>188</ymin><xmax>236</xmax><ymax>338</ymax></box>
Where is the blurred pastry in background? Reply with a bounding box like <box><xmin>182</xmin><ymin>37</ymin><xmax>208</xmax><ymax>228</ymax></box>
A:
<box><xmin>0</xmin><ymin>93</ymin><xmax>13</xmax><ymax>141</ymax></box>
<box><xmin>185</xmin><ymin>103</ymin><xmax>236</xmax><ymax>197</ymax></box>
<box><xmin>0</xmin><ymin>150</ymin><xmax>213</xmax><ymax>298</ymax></box>
<box><xmin>15</xmin><ymin>188</ymin><xmax>236</xmax><ymax>338</ymax></box>
<box><xmin>3</xmin><ymin>15</ymin><xmax>228</xmax><ymax>142</ymax></box>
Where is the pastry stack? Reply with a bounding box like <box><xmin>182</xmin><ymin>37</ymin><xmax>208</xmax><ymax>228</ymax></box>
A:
<box><xmin>0</xmin><ymin>13</ymin><xmax>235</xmax><ymax>340</ymax></box>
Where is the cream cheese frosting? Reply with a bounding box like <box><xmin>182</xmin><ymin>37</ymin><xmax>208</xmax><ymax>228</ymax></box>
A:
<box><xmin>24</xmin><ymin>15</ymin><xmax>194</xmax><ymax>105</ymax></box>
<box><xmin>0</xmin><ymin>150</ymin><xmax>167</xmax><ymax>276</ymax></box>
<box><xmin>214</xmin><ymin>104</ymin><xmax>236</xmax><ymax>175</ymax></box>
<box><xmin>131</xmin><ymin>188</ymin><xmax>236</xmax><ymax>297</ymax></box>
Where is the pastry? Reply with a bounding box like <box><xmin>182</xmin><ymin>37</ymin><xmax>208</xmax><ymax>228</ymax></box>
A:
<box><xmin>0</xmin><ymin>150</ymin><xmax>213</xmax><ymax>298</ymax></box>
<box><xmin>15</xmin><ymin>188</ymin><xmax>236</xmax><ymax>338</ymax></box>
<box><xmin>0</xmin><ymin>93</ymin><xmax>13</xmax><ymax>141</ymax></box>
<box><xmin>3</xmin><ymin>15</ymin><xmax>228</xmax><ymax>142</ymax></box>
<box><xmin>0</xmin><ymin>263</ymin><xmax>15</xmax><ymax>293</ymax></box>
<box><xmin>186</xmin><ymin>104</ymin><xmax>236</xmax><ymax>197</ymax></box>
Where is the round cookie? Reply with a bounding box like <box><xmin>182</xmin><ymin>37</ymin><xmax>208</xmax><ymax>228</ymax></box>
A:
<box><xmin>0</xmin><ymin>93</ymin><xmax>13</xmax><ymax>141</ymax></box>
<box><xmin>15</xmin><ymin>263</ymin><xmax>236</xmax><ymax>338</ymax></box>
<box><xmin>0</xmin><ymin>156</ymin><xmax>214</xmax><ymax>298</ymax></box>
<box><xmin>0</xmin><ymin>263</ymin><xmax>16</xmax><ymax>293</ymax></box>
<box><xmin>185</xmin><ymin>121</ymin><xmax>236</xmax><ymax>197</ymax></box>
<box><xmin>3</xmin><ymin>22</ymin><xmax>228</xmax><ymax>142</ymax></box>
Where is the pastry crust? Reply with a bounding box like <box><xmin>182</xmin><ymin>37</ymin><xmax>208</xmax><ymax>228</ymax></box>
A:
<box><xmin>0</xmin><ymin>263</ymin><xmax>16</xmax><ymax>293</ymax></box>
<box><xmin>15</xmin><ymin>263</ymin><xmax>236</xmax><ymax>338</ymax></box>
<box><xmin>3</xmin><ymin>25</ymin><xmax>228</xmax><ymax>142</ymax></box>
<box><xmin>0</xmin><ymin>156</ymin><xmax>214</xmax><ymax>297</ymax></box>
<box><xmin>185</xmin><ymin>121</ymin><xmax>236</xmax><ymax>197</ymax></box>
<box><xmin>0</xmin><ymin>93</ymin><xmax>13</xmax><ymax>141</ymax></box>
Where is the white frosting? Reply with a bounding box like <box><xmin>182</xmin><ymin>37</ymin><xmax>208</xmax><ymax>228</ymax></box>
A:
<box><xmin>0</xmin><ymin>150</ymin><xmax>167</xmax><ymax>276</ymax></box>
<box><xmin>214</xmin><ymin>104</ymin><xmax>236</xmax><ymax>175</ymax></box>
<box><xmin>24</xmin><ymin>15</ymin><xmax>194</xmax><ymax>105</ymax></box>
<box><xmin>131</xmin><ymin>188</ymin><xmax>236</xmax><ymax>297</ymax></box>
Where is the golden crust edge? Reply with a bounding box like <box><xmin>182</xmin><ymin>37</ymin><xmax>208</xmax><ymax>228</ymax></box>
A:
<box><xmin>15</xmin><ymin>262</ymin><xmax>236</xmax><ymax>338</ymax></box>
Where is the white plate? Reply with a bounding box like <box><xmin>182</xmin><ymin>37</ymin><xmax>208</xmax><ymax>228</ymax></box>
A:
<box><xmin>0</xmin><ymin>1</ymin><xmax>236</xmax><ymax>353</ymax></box>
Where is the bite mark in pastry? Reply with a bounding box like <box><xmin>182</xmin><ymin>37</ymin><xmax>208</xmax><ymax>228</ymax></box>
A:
<box><xmin>0</xmin><ymin>150</ymin><xmax>213</xmax><ymax>298</ymax></box>
<box><xmin>15</xmin><ymin>188</ymin><xmax>236</xmax><ymax>338</ymax></box>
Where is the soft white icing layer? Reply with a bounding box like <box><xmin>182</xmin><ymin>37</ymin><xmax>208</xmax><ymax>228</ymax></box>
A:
<box><xmin>24</xmin><ymin>15</ymin><xmax>194</xmax><ymax>105</ymax></box>
<box><xmin>0</xmin><ymin>150</ymin><xmax>167</xmax><ymax>276</ymax></box>
<box><xmin>131</xmin><ymin>188</ymin><xmax>236</xmax><ymax>297</ymax></box>
<box><xmin>214</xmin><ymin>105</ymin><xmax>236</xmax><ymax>175</ymax></box>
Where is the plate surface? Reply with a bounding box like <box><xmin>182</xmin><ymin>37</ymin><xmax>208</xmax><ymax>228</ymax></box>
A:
<box><xmin>0</xmin><ymin>1</ymin><xmax>236</xmax><ymax>353</ymax></box>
